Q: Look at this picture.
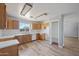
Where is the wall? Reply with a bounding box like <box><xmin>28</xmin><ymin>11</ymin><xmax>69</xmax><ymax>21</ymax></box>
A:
<box><xmin>78</xmin><ymin>23</ymin><xmax>79</xmax><ymax>39</ymax></box>
<box><xmin>0</xmin><ymin>29</ymin><xmax>27</xmax><ymax>36</ymax></box>
<box><xmin>64</xmin><ymin>14</ymin><xmax>78</xmax><ymax>37</ymax></box>
<box><xmin>41</xmin><ymin>26</ymin><xmax>49</xmax><ymax>40</ymax></box>
<box><xmin>0</xmin><ymin>30</ymin><xmax>3</xmax><ymax>36</ymax></box>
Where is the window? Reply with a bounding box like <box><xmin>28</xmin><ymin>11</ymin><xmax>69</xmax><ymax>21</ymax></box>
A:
<box><xmin>19</xmin><ymin>22</ymin><xmax>31</xmax><ymax>31</ymax></box>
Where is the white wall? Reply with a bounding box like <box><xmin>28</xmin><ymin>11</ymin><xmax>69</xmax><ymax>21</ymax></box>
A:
<box><xmin>0</xmin><ymin>30</ymin><xmax>3</xmax><ymax>36</ymax></box>
<box><xmin>0</xmin><ymin>29</ymin><xmax>27</xmax><ymax>36</ymax></box>
<box><xmin>64</xmin><ymin>14</ymin><xmax>78</xmax><ymax>37</ymax></box>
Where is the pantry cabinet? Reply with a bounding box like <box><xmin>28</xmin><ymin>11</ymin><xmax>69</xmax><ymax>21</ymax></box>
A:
<box><xmin>0</xmin><ymin>3</ymin><xmax>6</xmax><ymax>29</ymax></box>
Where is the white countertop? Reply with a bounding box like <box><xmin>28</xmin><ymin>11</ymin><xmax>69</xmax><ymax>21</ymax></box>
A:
<box><xmin>0</xmin><ymin>30</ymin><xmax>46</xmax><ymax>39</ymax></box>
<box><xmin>0</xmin><ymin>39</ymin><xmax>19</xmax><ymax>49</ymax></box>
<box><xmin>0</xmin><ymin>35</ymin><xmax>15</xmax><ymax>39</ymax></box>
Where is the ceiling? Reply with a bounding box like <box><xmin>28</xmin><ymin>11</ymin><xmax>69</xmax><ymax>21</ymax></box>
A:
<box><xmin>6</xmin><ymin>3</ymin><xmax>79</xmax><ymax>22</ymax></box>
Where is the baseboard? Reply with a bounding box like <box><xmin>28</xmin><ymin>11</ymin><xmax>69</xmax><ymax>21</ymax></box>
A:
<box><xmin>64</xmin><ymin>36</ymin><xmax>78</xmax><ymax>39</ymax></box>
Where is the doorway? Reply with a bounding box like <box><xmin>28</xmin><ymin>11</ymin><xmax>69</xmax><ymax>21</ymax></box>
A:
<box><xmin>49</xmin><ymin>21</ymin><xmax>58</xmax><ymax>45</ymax></box>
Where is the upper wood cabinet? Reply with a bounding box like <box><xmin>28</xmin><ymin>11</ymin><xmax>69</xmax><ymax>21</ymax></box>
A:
<box><xmin>0</xmin><ymin>4</ymin><xmax>6</xmax><ymax>29</ymax></box>
<box><xmin>32</xmin><ymin>23</ymin><xmax>41</xmax><ymax>30</ymax></box>
<box><xmin>32</xmin><ymin>22</ymin><xmax>48</xmax><ymax>30</ymax></box>
<box><xmin>41</xmin><ymin>23</ymin><xmax>48</xmax><ymax>29</ymax></box>
<box><xmin>7</xmin><ymin>18</ymin><xmax>14</xmax><ymax>29</ymax></box>
<box><xmin>6</xmin><ymin>16</ymin><xmax>19</xmax><ymax>29</ymax></box>
<box><xmin>13</xmin><ymin>20</ymin><xmax>19</xmax><ymax>29</ymax></box>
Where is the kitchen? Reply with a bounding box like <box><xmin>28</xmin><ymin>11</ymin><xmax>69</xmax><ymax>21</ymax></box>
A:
<box><xmin>0</xmin><ymin>3</ymin><xmax>48</xmax><ymax>56</ymax></box>
<box><xmin>0</xmin><ymin>3</ymin><xmax>79</xmax><ymax>56</ymax></box>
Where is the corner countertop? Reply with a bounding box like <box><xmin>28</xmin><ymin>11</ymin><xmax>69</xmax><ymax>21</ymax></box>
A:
<box><xmin>0</xmin><ymin>35</ymin><xmax>15</xmax><ymax>39</ymax></box>
<box><xmin>0</xmin><ymin>39</ymin><xmax>19</xmax><ymax>49</ymax></box>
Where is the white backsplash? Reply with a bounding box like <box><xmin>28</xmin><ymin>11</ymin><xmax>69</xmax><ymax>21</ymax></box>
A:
<box><xmin>0</xmin><ymin>29</ymin><xmax>46</xmax><ymax>37</ymax></box>
<box><xmin>0</xmin><ymin>29</ymin><xmax>26</xmax><ymax>37</ymax></box>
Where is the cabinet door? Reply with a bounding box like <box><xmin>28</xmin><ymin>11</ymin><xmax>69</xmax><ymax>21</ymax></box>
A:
<box><xmin>26</xmin><ymin>35</ymin><xmax>32</xmax><ymax>42</ymax></box>
<box><xmin>13</xmin><ymin>20</ymin><xmax>19</xmax><ymax>29</ymax></box>
<box><xmin>40</xmin><ymin>33</ymin><xmax>45</xmax><ymax>40</ymax></box>
<box><xmin>7</xmin><ymin>19</ymin><xmax>14</xmax><ymax>29</ymax></box>
<box><xmin>6</xmin><ymin>17</ymin><xmax>19</xmax><ymax>29</ymax></box>
<box><xmin>22</xmin><ymin>35</ymin><xmax>28</xmax><ymax>43</ymax></box>
<box><xmin>23</xmin><ymin>35</ymin><xmax>32</xmax><ymax>43</ymax></box>
<box><xmin>36</xmin><ymin>33</ymin><xmax>40</xmax><ymax>40</ymax></box>
<box><xmin>36</xmin><ymin>33</ymin><xmax>45</xmax><ymax>40</ymax></box>
<box><xmin>0</xmin><ymin>4</ymin><xmax>6</xmax><ymax>29</ymax></box>
<box><xmin>32</xmin><ymin>23</ymin><xmax>41</xmax><ymax>30</ymax></box>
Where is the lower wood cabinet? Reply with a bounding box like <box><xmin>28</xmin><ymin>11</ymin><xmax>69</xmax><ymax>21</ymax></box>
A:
<box><xmin>16</xmin><ymin>36</ymin><xmax>23</xmax><ymax>44</ymax></box>
<box><xmin>0</xmin><ymin>45</ymin><xmax>18</xmax><ymax>56</ymax></box>
<box><xmin>36</xmin><ymin>33</ymin><xmax>45</xmax><ymax>40</ymax></box>
<box><xmin>16</xmin><ymin>35</ymin><xmax>32</xmax><ymax>44</ymax></box>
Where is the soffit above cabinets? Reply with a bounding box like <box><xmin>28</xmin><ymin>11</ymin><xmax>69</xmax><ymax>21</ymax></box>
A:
<box><xmin>6</xmin><ymin>3</ymin><xmax>79</xmax><ymax>22</ymax></box>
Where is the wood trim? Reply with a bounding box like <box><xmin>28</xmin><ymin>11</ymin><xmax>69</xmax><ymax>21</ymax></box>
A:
<box><xmin>0</xmin><ymin>37</ymin><xmax>15</xmax><ymax>42</ymax></box>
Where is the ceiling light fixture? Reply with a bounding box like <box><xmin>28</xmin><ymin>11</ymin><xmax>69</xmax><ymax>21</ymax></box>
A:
<box><xmin>20</xmin><ymin>3</ymin><xmax>32</xmax><ymax>16</ymax></box>
<box><xmin>30</xmin><ymin>13</ymin><xmax>48</xmax><ymax>19</ymax></box>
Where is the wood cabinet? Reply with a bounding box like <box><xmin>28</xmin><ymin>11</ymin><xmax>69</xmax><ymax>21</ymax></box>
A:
<box><xmin>0</xmin><ymin>45</ymin><xmax>18</xmax><ymax>56</ymax></box>
<box><xmin>0</xmin><ymin>4</ymin><xmax>19</xmax><ymax>29</ymax></box>
<box><xmin>16</xmin><ymin>35</ymin><xmax>32</xmax><ymax>44</ymax></box>
<box><xmin>6</xmin><ymin>16</ymin><xmax>19</xmax><ymax>29</ymax></box>
<box><xmin>0</xmin><ymin>3</ymin><xmax>6</xmax><ymax>29</ymax></box>
<box><xmin>13</xmin><ymin>20</ymin><xmax>19</xmax><ymax>29</ymax></box>
<box><xmin>32</xmin><ymin>23</ymin><xmax>48</xmax><ymax>30</ymax></box>
<box><xmin>32</xmin><ymin>23</ymin><xmax>41</xmax><ymax>30</ymax></box>
<box><xmin>41</xmin><ymin>23</ymin><xmax>48</xmax><ymax>29</ymax></box>
<box><xmin>7</xmin><ymin>18</ymin><xmax>14</xmax><ymax>29</ymax></box>
<box><xmin>36</xmin><ymin>33</ymin><xmax>45</xmax><ymax>40</ymax></box>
